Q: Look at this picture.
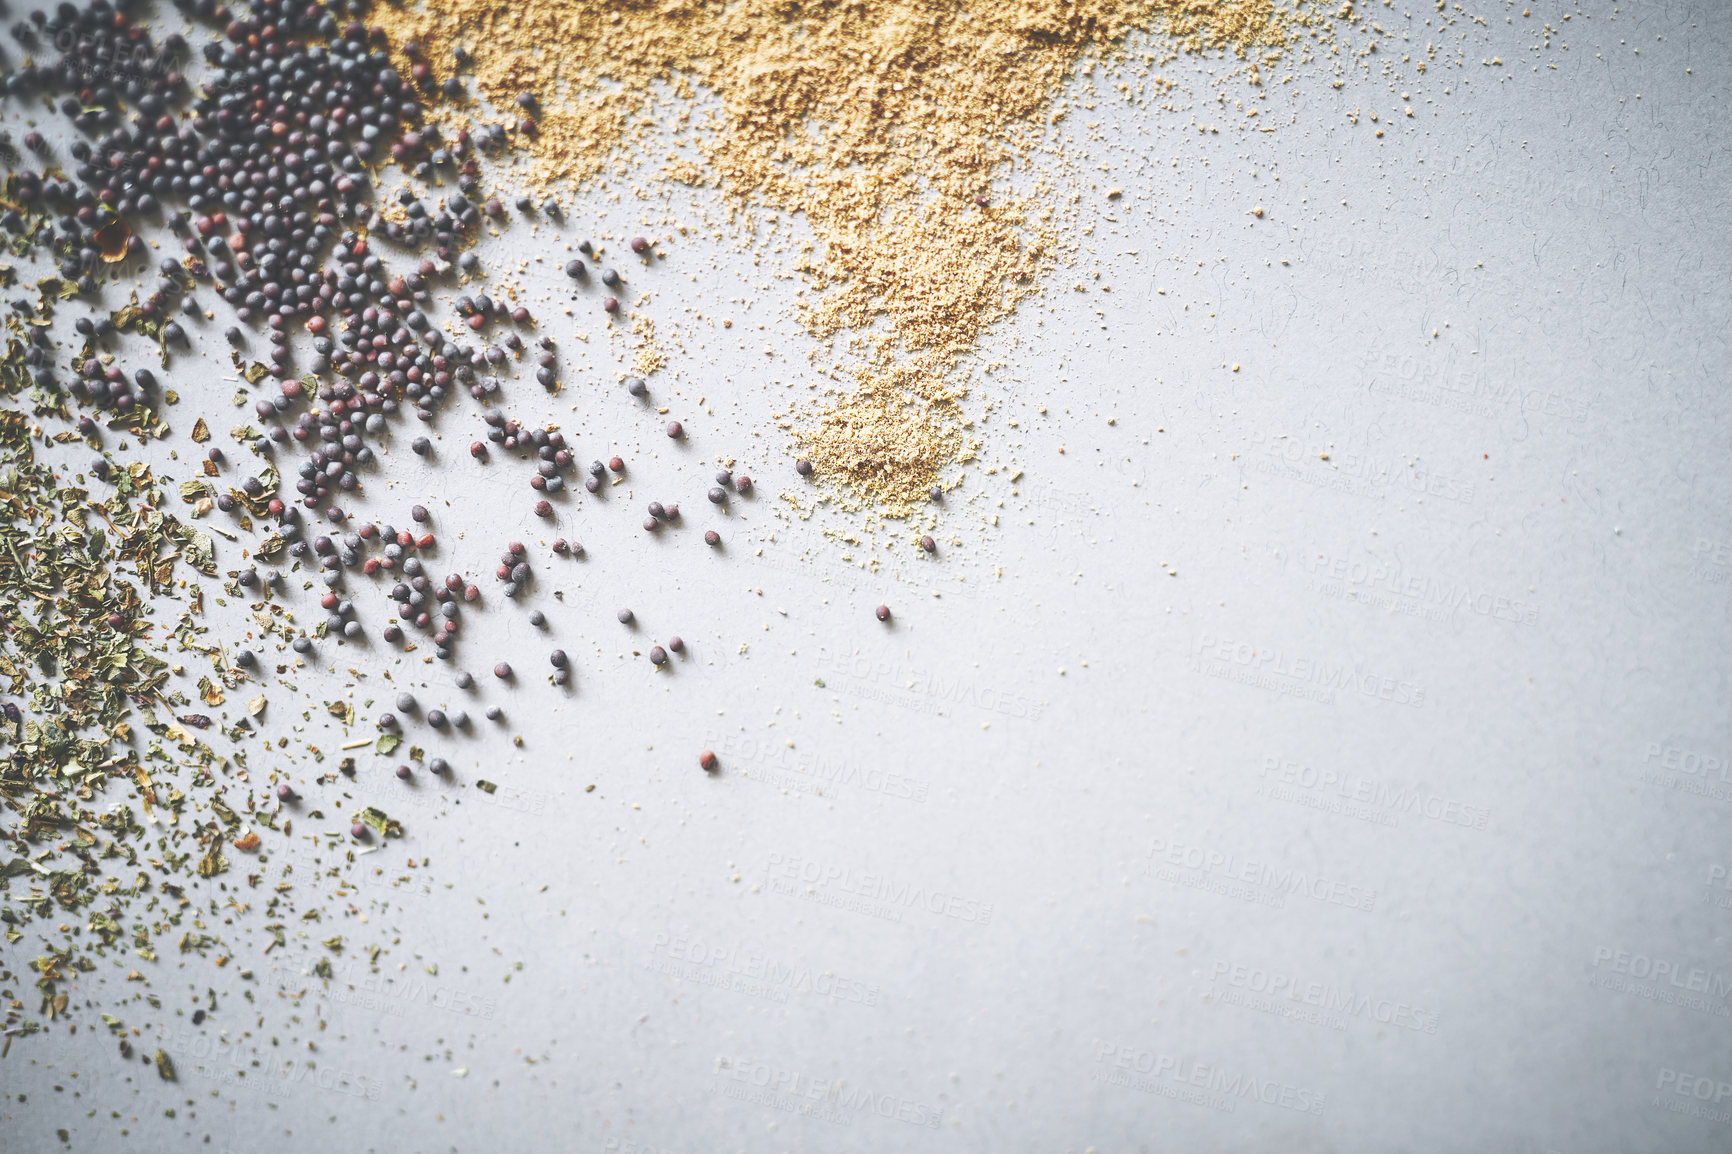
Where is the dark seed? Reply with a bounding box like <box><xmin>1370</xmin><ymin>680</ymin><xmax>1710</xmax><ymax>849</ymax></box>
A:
<box><xmin>704</xmin><ymin>530</ymin><xmax>721</xmax><ymax>547</ymax></box>
<box><xmin>456</xmin><ymin>672</ymin><xmax>475</xmax><ymax>689</ymax></box>
<box><xmin>617</xmin><ymin>608</ymin><xmax>634</xmax><ymax>624</ymax></box>
<box><xmin>876</xmin><ymin>604</ymin><xmax>890</xmax><ymax>622</ymax></box>
<box><xmin>550</xmin><ymin>650</ymin><xmax>568</xmax><ymax>668</ymax></box>
<box><xmin>668</xmin><ymin>636</ymin><xmax>684</xmax><ymax>653</ymax></box>
<box><xmin>396</xmin><ymin>764</ymin><xmax>412</xmax><ymax>779</ymax></box>
<box><xmin>631</xmin><ymin>236</ymin><xmax>649</xmax><ymax>254</ymax></box>
<box><xmin>486</xmin><ymin>706</ymin><xmax>504</xmax><ymax>721</ymax></box>
<box><xmin>920</xmin><ymin>535</ymin><xmax>936</xmax><ymax>553</ymax></box>
<box><xmin>708</xmin><ymin>487</ymin><xmax>726</xmax><ymax>504</ymax></box>
<box><xmin>795</xmin><ymin>458</ymin><xmax>812</xmax><ymax>476</ymax></box>
<box><xmin>666</xmin><ymin>420</ymin><xmax>683</xmax><ymax>438</ymax></box>
<box><xmin>430</xmin><ymin>758</ymin><xmax>451</xmax><ymax>775</ymax></box>
<box><xmin>735</xmin><ymin>475</ymin><xmax>752</xmax><ymax>494</ymax></box>
<box><xmin>929</xmin><ymin>487</ymin><xmax>943</xmax><ymax>502</ymax></box>
<box><xmin>277</xmin><ymin>785</ymin><xmax>294</xmax><ymax>801</ymax></box>
<box><xmin>650</xmin><ymin>646</ymin><xmax>667</xmax><ymax>665</ymax></box>
<box><xmin>529</xmin><ymin>610</ymin><xmax>546</xmax><ymax>627</ymax></box>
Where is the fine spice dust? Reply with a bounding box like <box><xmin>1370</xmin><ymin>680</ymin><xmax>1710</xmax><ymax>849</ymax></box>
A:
<box><xmin>372</xmin><ymin>0</ymin><xmax>1318</xmax><ymax>511</ymax></box>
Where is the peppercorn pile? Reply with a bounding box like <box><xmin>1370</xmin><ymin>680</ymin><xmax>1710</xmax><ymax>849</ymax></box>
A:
<box><xmin>0</xmin><ymin>0</ymin><xmax>538</xmax><ymax>1041</ymax></box>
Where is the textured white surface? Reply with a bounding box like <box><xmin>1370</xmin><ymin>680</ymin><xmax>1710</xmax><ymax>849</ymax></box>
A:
<box><xmin>5</xmin><ymin>4</ymin><xmax>1731</xmax><ymax>1152</ymax></box>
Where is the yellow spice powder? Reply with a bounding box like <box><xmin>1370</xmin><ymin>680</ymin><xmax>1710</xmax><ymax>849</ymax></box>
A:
<box><xmin>373</xmin><ymin>0</ymin><xmax>1310</xmax><ymax>511</ymax></box>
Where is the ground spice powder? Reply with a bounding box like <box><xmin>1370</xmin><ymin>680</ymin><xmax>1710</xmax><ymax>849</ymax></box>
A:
<box><xmin>374</xmin><ymin>0</ymin><xmax>1308</xmax><ymax>510</ymax></box>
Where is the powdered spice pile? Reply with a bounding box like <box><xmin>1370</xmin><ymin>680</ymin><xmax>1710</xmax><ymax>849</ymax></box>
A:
<box><xmin>375</xmin><ymin>0</ymin><xmax>1306</xmax><ymax>510</ymax></box>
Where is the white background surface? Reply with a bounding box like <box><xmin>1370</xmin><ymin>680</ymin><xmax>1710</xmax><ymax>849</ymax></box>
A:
<box><xmin>4</xmin><ymin>2</ymin><xmax>1731</xmax><ymax>1151</ymax></box>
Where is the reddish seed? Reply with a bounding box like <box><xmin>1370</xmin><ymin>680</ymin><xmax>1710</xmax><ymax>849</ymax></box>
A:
<box><xmin>876</xmin><ymin>604</ymin><xmax>890</xmax><ymax>621</ymax></box>
<box><xmin>704</xmin><ymin>530</ymin><xmax>720</xmax><ymax>546</ymax></box>
<box><xmin>321</xmin><ymin>592</ymin><xmax>339</xmax><ymax>610</ymax></box>
<box><xmin>471</xmin><ymin>441</ymin><xmax>488</xmax><ymax>458</ymax></box>
<box><xmin>631</xmin><ymin>236</ymin><xmax>649</xmax><ymax>254</ymax></box>
<box><xmin>535</xmin><ymin>500</ymin><xmax>554</xmax><ymax>517</ymax></box>
<box><xmin>608</xmin><ymin>456</ymin><xmax>624</xmax><ymax>473</ymax></box>
<box><xmin>735</xmin><ymin>475</ymin><xmax>752</xmax><ymax>494</ymax></box>
<box><xmin>509</xmin><ymin>542</ymin><xmax>525</xmax><ymax>555</ymax></box>
<box><xmin>920</xmin><ymin>535</ymin><xmax>936</xmax><ymax>553</ymax></box>
<box><xmin>552</xmin><ymin>538</ymin><xmax>569</xmax><ymax>554</ymax></box>
<box><xmin>666</xmin><ymin>420</ymin><xmax>683</xmax><ymax>438</ymax></box>
<box><xmin>395</xmin><ymin>764</ymin><xmax>411</xmax><ymax>779</ymax></box>
<box><xmin>465</xmin><ymin>584</ymin><xmax>481</xmax><ymax>602</ymax></box>
<box><xmin>350</xmin><ymin>822</ymin><xmax>367</xmax><ymax>839</ymax></box>
<box><xmin>668</xmin><ymin>636</ymin><xmax>684</xmax><ymax>652</ymax></box>
<box><xmin>603</xmin><ymin>297</ymin><xmax>619</xmax><ymax>313</ymax></box>
<box><xmin>363</xmin><ymin>558</ymin><xmax>382</xmax><ymax>576</ymax></box>
<box><xmin>494</xmin><ymin>662</ymin><xmax>513</xmax><ymax>679</ymax></box>
<box><xmin>417</xmin><ymin>533</ymin><xmax>436</xmax><ymax>549</ymax></box>
<box><xmin>643</xmin><ymin>517</ymin><xmax>658</xmax><ymax>532</ymax></box>
<box><xmin>699</xmin><ymin>750</ymin><xmax>718</xmax><ymax>772</ymax></box>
